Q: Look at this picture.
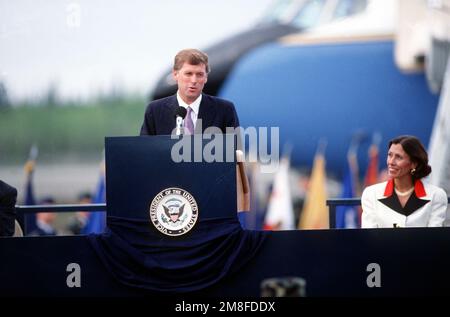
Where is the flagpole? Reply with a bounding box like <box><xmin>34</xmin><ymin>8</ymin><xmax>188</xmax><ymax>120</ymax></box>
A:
<box><xmin>21</xmin><ymin>144</ymin><xmax>39</xmax><ymax>235</ymax></box>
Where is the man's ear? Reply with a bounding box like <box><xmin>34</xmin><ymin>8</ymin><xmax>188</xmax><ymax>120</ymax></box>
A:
<box><xmin>172</xmin><ymin>70</ymin><xmax>178</xmax><ymax>82</ymax></box>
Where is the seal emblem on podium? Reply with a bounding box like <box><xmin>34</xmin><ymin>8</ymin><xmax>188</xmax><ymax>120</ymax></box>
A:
<box><xmin>149</xmin><ymin>187</ymin><xmax>199</xmax><ymax>236</ymax></box>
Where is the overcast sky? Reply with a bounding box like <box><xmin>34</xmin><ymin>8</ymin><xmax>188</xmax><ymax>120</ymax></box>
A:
<box><xmin>0</xmin><ymin>0</ymin><xmax>272</xmax><ymax>101</ymax></box>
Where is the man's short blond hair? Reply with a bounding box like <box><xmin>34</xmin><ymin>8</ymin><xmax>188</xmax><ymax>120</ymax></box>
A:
<box><xmin>173</xmin><ymin>49</ymin><xmax>210</xmax><ymax>73</ymax></box>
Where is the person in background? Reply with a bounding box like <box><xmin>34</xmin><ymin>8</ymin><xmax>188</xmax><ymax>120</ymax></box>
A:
<box><xmin>361</xmin><ymin>135</ymin><xmax>448</xmax><ymax>228</ymax></box>
<box><xmin>29</xmin><ymin>197</ymin><xmax>57</xmax><ymax>236</ymax></box>
<box><xmin>65</xmin><ymin>192</ymin><xmax>92</xmax><ymax>235</ymax></box>
<box><xmin>0</xmin><ymin>180</ymin><xmax>18</xmax><ymax>237</ymax></box>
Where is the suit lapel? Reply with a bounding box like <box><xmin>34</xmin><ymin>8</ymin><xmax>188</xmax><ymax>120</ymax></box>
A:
<box><xmin>197</xmin><ymin>94</ymin><xmax>216</xmax><ymax>133</ymax></box>
<box><xmin>163</xmin><ymin>95</ymin><xmax>179</xmax><ymax>131</ymax></box>
<box><xmin>403</xmin><ymin>194</ymin><xmax>430</xmax><ymax>215</ymax></box>
<box><xmin>378</xmin><ymin>195</ymin><xmax>403</xmax><ymax>214</ymax></box>
<box><xmin>378</xmin><ymin>192</ymin><xmax>430</xmax><ymax>216</ymax></box>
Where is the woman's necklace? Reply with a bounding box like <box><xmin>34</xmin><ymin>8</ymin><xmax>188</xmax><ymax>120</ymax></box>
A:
<box><xmin>395</xmin><ymin>187</ymin><xmax>414</xmax><ymax>197</ymax></box>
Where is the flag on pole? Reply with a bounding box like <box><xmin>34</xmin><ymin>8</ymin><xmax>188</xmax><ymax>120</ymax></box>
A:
<box><xmin>263</xmin><ymin>157</ymin><xmax>294</xmax><ymax>230</ymax></box>
<box><xmin>82</xmin><ymin>160</ymin><xmax>106</xmax><ymax>234</ymax></box>
<box><xmin>360</xmin><ymin>133</ymin><xmax>381</xmax><ymax>224</ymax></box>
<box><xmin>336</xmin><ymin>153</ymin><xmax>359</xmax><ymax>228</ymax></box>
<box><xmin>22</xmin><ymin>145</ymin><xmax>38</xmax><ymax>234</ymax></box>
<box><xmin>298</xmin><ymin>142</ymin><xmax>328</xmax><ymax>229</ymax></box>
<box><xmin>364</xmin><ymin>143</ymin><xmax>379</xmax><ymax>187</ymax></box>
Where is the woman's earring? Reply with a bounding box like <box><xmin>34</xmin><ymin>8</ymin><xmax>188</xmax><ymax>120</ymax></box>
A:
<box><xmin>410</xmin><ymin>168</ymin><xmax>416</xmax><ymax>175</ymax></box>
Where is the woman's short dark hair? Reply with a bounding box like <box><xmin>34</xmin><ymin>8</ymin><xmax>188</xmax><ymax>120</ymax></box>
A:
<box><xmin>388</xmin><ymin>135</ymin><xmax>431</xmax><ymax>180</ymax></box>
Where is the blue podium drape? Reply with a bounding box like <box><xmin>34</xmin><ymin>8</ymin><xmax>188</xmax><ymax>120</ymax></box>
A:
<box><xmin>88</xmin><ymin>216</ymin><xmax>266</xmax><ymax>293</ymax></box>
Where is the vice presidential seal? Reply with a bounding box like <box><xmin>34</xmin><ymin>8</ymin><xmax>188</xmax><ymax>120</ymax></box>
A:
<box><xmin>149</xmin><ymin>187</ymin><xmax>199</xmax><ymax>236</ymax></box>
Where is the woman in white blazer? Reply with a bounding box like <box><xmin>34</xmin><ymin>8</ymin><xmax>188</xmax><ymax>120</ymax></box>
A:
<box><xmin>361</xmin><ymin>135</ymin><xmax>448</xmax><ymax>228</ymax></box>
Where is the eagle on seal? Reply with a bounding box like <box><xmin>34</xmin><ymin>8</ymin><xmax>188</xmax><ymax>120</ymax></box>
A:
<box><xmin>163</xmin><ymin>203</ymin><xmax>185</xmax><ymax>222</ymax></box>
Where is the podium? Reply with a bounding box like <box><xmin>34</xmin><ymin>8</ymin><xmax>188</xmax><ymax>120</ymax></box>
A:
<box><xmin>1</xmin><ymin>136</ymin><xmax>450</xmax><ymax>297</ymax></box>
<box><xmin>87</xmin><ymin>135</ymin><xmax>265</xmax><ymax>293</ymax></box>
<box><xmin>105</xmin><ymin>135</ymin><xmax>237</xmax><ymax>222</ymax></box>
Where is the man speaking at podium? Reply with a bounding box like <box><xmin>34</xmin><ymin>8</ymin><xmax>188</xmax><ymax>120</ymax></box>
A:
<box><xmin>140</xmin><ymin>48</ymin><xmax>240</xmax><ymax>135</ymax></box>
<box><xmin>86</xmin><ymin>51</ymin><xmax>260</xmax><ymax>295</ymax></box>
<box><xmin>139</xmin><ymin>48</ymin><xmax>249</xmax><ymax>213</ymax></box>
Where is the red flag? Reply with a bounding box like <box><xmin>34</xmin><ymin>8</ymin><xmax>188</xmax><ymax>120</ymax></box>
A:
<box><xmin>364</xmin><ymin>144</ymin><xmax>379</xmax><ymax>187</ymax></box>
<box><xmin>360</xmin><ymin>141</ymin><xmax>379</xmax><ymax>224</ymax></box>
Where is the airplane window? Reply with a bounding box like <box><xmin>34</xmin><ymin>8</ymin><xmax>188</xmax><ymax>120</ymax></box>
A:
<box><xmin>290</xmin><ymin>0</ymin><xmax>327</xmax><ymax>29</ymax></box>
<box><xmin>260</xmin><ymin>0</ymin><xmax>305</xmax><ymax>23</ymax></box>
<box><xmin>333</xmin><ymin>0</ymin><xmax>367</xmax><ymax>19</ymax></box>
<box><xmin>259</xmin><ymin>0</ymin><xmax>299</xmax><ymax>24</ymax></box>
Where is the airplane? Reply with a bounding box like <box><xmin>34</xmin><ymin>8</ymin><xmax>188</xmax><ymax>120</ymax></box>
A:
<box><xmin>151</xmin><ymin>0</ymin><xmax>370</xmax><ymax>101</ymax></box>
<box><xmin>155</xmin><ymin>0</ymin><xmax>449</xmax><ymax>179</ymax></box>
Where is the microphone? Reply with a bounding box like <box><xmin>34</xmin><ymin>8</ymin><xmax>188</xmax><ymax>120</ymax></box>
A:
<box><xmin>175</xmin><ymin>106</ymin><xmax>187</xmax><ymax>136</ymax></box>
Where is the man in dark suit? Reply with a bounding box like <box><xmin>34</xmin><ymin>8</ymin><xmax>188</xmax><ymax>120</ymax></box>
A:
<box><xmin>0</xmin><ymin>180</ymin><xmax>17</xmax><ymax>237</ymax></box>
<box><xmin>140</xmin><ymin>49</ymin><xmax>249</xmax><ymax>215</ymax></box>
<box><xmin>140</xmin><ymin>48</ymin><xmax>240</xmax><ymax>135</ymax></box>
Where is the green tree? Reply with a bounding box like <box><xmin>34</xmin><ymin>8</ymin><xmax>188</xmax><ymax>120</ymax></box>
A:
<box><xmin>45</xmin><ymin>82</ymin><xmax>60</xmax><ymax>107</ymax></box>
<box><xmin>0</xmin><ymin>81</ymin><xmax>10</xmax><ymax>109</ymax></box>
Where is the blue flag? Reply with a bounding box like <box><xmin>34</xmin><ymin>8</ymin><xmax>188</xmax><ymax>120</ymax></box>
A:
<box><xmin>23</xmin><ymin>164</ymin><xmax>38</xmax><ymax>234</ymax></box>
<box><xmin>81</xmin><ymin>172</ymin><xmax>106</xmax><ymax>234</ymax></box>
<box><xmin>336</xmin><ymin>159</ymin><xmax>358</xmax><ymax>229</ymax></box>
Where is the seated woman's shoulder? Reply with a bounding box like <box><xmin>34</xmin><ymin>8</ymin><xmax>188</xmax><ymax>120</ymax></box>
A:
<box><xmin>421</xmin><ymin>181</ymin><xmax>448</xmax><ymax>201</ymax></box>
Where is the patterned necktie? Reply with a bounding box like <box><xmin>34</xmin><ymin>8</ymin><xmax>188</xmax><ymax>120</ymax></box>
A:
<box><xmin>185</xmin><ymin>106</ymin><xmax>194</xmax><ymax>135</ymax></box>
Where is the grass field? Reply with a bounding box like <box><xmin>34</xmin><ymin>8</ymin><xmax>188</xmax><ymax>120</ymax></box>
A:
<box><xmin>0</xmin><ymin>96</ymin><xmax>146</xmax><ymax>163</ymax></box>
